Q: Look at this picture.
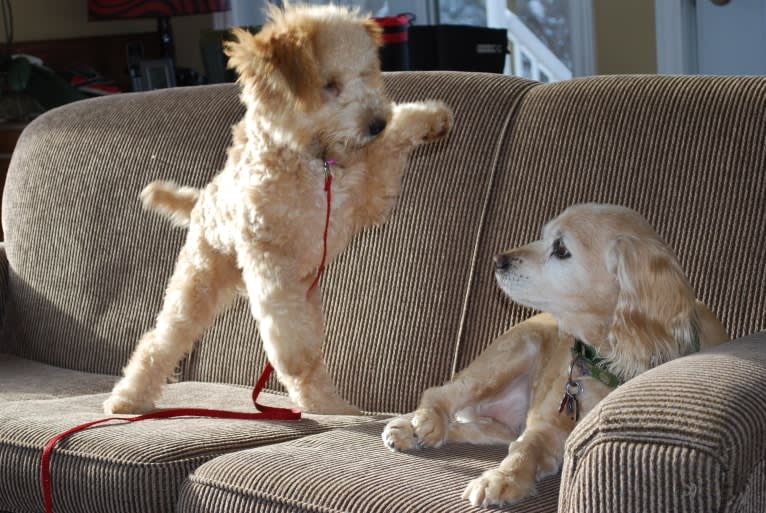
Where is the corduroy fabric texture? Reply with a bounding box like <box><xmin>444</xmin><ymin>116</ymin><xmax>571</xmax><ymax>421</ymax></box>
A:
<box><xmin>0</xmin><ymin>382</ymin><xmax>377</xmax><ymax>513</ymax></box>
<box><xmin>184</xmin><ymin>72</ymin><xmax>538</xmax><ymax>412</ymax></box>
<box><xmin>560</xmin><ymin>331</ymin><xmax>766</xmax><ymax>513</ymax></box>
<box><xmin>0</xmin><ymin>73</ymin><xmax>538</xmax><ymax>414</ymax></box>
<box><xmin>177</xmin><ymin>420</ymin><xmax>559</xmax><ymax>513</ymax></box>
<box><xmin>1</xmin><ymin>84</ymin><xmax>243</xmax><ymax>376</ymax></box>
<box><xmin>454</xmin><ymin>74</ymin><xmax>766</xmax><ymax>371</ymax></box>
<box><xmin>0</xmin><ymin>243</ymin><xmax>7</xmax><ymax>350</ymax></box>
<box><xmin>1</xmin><ymin>71</ymin><xmax>765</xmax><ymax>513</ymax></box>
<box><xmin>0</xmin><ymin>353</ymin><xmax>115</xmax><ymax>402</ymax></box>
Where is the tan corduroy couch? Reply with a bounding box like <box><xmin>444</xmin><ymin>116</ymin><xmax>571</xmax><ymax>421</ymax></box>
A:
<box><xmin>0</xmin><ymin>71</ymin><xmax>764</xmax><ymax>513</ymax></box>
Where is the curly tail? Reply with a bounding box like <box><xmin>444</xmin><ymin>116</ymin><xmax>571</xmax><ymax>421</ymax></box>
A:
<box><xmin>140</xmin><ymin>181</ymin><xmax>200</xmax><ymax>228</ymax></box>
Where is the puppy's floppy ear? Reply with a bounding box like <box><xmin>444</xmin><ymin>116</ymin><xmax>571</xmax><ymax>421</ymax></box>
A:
<box><xmin>225</xmin><ymin>25</ymin><xmax>322</xmax><ymax>111</ymax></box>
<box><xmin>363</xmin><ymin>18</ymin><xmax>384</xmax><ymax>47</ymax></box>
<box><xmin>606</xmin><ymin>236</ymin><xmax>699</xmax><ymax>379</ymax></box>
<box><xmin>224</xmin><ymin>27</ymin><xmax>259</xmax><ymax>81</ymax></box>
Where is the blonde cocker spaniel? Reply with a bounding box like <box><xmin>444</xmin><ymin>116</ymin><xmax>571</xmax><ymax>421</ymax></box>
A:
<box><xmin>383</xmin><ymin>203</ymin><xmax>728</xmax><ymax>507</ymax></box>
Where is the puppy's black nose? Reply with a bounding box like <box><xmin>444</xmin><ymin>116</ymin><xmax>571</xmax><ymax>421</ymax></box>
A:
<box><xmin>494</xmin><ymin>254</ymin><xmax>511</xmax><ymax>272</ymax></box>
<box><xmin>368</xmin><ymin>118</ymin><xmax>386</xmax><ymax>136</ymax></box>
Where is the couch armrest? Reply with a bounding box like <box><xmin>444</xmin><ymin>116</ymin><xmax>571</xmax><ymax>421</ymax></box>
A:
<box><xmin>559</xmin><ymin>331</ymin><xmax>766</xmax><ymax>513</ymax></box>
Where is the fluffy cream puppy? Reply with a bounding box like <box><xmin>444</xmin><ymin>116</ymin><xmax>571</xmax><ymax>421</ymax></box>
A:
<box><xmin>383</xmin><ymin>203</ymin><xmax>728</xmax><ymax>506</ymax></box>
<box><xmin>104</xmin><ymin>4</ymin><xmax>452</xmax><ymax>416</ymax></box>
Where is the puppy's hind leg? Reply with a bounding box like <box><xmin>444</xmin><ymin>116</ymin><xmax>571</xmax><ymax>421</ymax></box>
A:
<box><xmin>104</xmin><ymin>231</ymin><xmax>240</xmax><ymax>414</ymax></box>
<box><xmin>242</xmin><ymin>264</ymin><xmax>360</xmax><ymax>415</ymax></box>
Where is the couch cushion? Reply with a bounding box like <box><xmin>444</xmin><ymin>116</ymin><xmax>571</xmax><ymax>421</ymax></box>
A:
<box><xmin>178</xmin><ymin>420</ymin><xmax>559</xmax><ymax>513</ymax></box>
<box><xmin>455</xmin><ymin>74</ymin><xmax>766</xmax><ymax>370</ymax></box>
<box><xmin>0</xmin><ymin>353</ymin><xmax>116</xmax><ymax>402</ymax></box>
<box><xmin>0</xmin><ymin>382</ymin><xmax>377</xmax><ymax>513</ymax></box>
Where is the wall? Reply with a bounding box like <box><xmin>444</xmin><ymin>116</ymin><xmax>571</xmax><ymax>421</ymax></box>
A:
<box><xmin>592</xmin><ymin>0</ymin><xmax>657</xmax><ymax>74</ymax></box>
<box><xmin>9</xmin><ymin>0</ymin><xmax>214</xmax><ymax>75</ymax></box>
<box><xmin>9</xmin><ymin>0</ymin><xmax>661</xmax><ymax>78</ymax></box>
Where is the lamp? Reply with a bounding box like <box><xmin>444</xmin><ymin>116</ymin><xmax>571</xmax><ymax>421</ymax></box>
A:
<box><xmin>88</xmin><ymin>0</ymin><xmax>232</xmax><ymax>63</ymax></box>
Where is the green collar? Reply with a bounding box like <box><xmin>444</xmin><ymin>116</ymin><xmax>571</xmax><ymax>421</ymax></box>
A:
<box><xmin>571</xmin><ymin>325</ymin><xmax>701</xmax><ymax>390</ymax></box>
<box><xmin>571</xmin><ymin>339</ymin><xmax>623</xmax><ymax>389</ymax></box>
<box><xmin>690</xmin><ymin>321</ymin><xmax>701</xmax><ymax>353</ymax></box>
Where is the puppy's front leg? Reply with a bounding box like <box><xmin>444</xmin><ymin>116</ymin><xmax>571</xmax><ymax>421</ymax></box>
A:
<box><xmin>357</xmin><ymin>101</ymin><xmax>453</xmax><ymax>227</ymax></box>
<box><xmin>242</xmin><ymin>265</ymin><xmax>360</xmax><ymax>415</ymax></box>
<box><xmin>385</xmin><ymin>101</ymin><xmax>453</xmax><ymax>150</ymax></box>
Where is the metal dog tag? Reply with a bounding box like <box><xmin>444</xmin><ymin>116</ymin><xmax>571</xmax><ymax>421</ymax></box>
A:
<box><xmin>558</xmin><ymin>380</ymin><xmax>582</xmax><ymax>422</ymax></box>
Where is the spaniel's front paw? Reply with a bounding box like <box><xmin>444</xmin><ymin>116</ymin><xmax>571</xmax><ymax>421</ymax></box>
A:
<box><xmin>382</xmin><ymin>416</ymin><xmax>418</xmax><ymax>451</ymax></box>
<box><xmin>462</xmin><ymin>468</ymin><xmax>534</xmax><ymax>507</ymax></box>
<box><xmin>382</xmin><ymin>408</ymin><xmax>448</xmax><ymax>452</ymax></box>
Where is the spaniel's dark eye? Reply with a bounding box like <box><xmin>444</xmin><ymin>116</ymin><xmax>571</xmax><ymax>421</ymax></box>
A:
<box><xmin>322</xmin><ymin>80</ymin><xmax>340</xmax><ymax>97</ymax></box>
<box><xmin>552</xmin><ymin>238</ymin><xmax>571</xmax><ymax>259</ymax></box>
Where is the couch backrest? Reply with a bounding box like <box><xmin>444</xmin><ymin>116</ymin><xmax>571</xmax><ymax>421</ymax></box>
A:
<box><xmin>455</xmin><ymin>75</ymin><xmax>766</xmax><ymax>371</ymax></box>
<box><xmin>0</xmin><ymin>73</ymin><xmax>537</xmax><ymax>413</ymax></box>
<box><xmin>1</xmin><ymin>84</ymin><xmax>242</xmax><ymax>374</ymax></box>
<box><xmin>2</xmin><ymin>73</ymin><xmax>764</xmax><ymax>414</ymax></box>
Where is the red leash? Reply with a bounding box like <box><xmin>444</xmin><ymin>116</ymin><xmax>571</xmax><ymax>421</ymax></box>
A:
<box><xmin>41</xmin><ymin>362</ymin><xmax>299</xmax><ymax>513</ymax></box>
<box><xmin>306</xmin><ymin>159</ymin><xmax>335</xmax><ymax>297</ymax></box>
<box><xmin>41</xmin><ymin>159</ymin><xmax>336</xmax><ymax>513</ymax></box>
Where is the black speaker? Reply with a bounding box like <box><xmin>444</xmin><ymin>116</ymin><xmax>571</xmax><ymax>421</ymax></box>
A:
<box><xmin>374</xmin><ymin>14</ymin><xmax>412</xmax><ymax>71</ymax></box>
<box><xmin>409</xmin><ymin>25</ymin><xmax>507</xmax><ymax>73</ymax></box>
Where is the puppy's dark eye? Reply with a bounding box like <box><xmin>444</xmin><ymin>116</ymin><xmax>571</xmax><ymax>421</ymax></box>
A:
<box><xmin>551</xmin><ymin>238</ymin><xmax>571</xmax><ymax>259</ymax></box>
<box><xmin>322</xmin><ymin>80</ymin><xmax>340</xmax><ymax>97</ymax></box>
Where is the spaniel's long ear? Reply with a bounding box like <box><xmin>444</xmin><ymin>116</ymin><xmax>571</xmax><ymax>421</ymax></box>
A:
<box><xmin>224</xmin><ymin>25</ymin><xmax>321</xmax><ymax>111</ymax></box>
<box><xmin>606</xmin><ymin>236</ymin><xmax>699</xmax><ymax>380</ymax></box>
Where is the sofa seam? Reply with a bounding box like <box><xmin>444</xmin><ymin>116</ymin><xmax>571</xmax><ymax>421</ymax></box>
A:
<box><xmin>183</xmin><ymin>473</ymin><xmax>347</xmax><ymax>513</ymax></box>
<box><xmin>722</xmin><ymin>455</ymin><xmax>766</xmax><ymax>513</ymax></box>
<box><xmin>1</xmin><ymin>439</ymin><xmax>227</xmax><ymax>467</ymax></box>
<box><xmin>450</xmin><ymin>80</ymin><xmax>541</xmax><ymax>378</ymax></box>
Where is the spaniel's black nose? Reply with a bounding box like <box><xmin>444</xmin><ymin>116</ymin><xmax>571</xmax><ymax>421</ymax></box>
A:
<box><xmin>369</xmin><ymin>118</ymin><xmax>386</xmax><ymax>136</ymax></box>
<box><xmin>494</xmin><ymin>254</ymin><xmax>511</xmax><ymax>272</ymax></box>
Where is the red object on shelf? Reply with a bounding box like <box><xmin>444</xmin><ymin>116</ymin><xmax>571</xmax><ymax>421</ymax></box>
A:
<box><xmin>373</xmin><ymin>13</ymin><xmax>412</xmax><ymax>71</ymax></box>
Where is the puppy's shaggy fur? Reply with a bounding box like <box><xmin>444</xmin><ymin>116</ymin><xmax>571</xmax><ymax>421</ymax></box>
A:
<box><xmin>383</xmin><ymin>203</ymin><xmax>728</xmax><ymax>506</ymax></box>
<box><xmin>104</xmin><ymin>4</ymin><xmax>452</xmax><ymax>415</ymax></box>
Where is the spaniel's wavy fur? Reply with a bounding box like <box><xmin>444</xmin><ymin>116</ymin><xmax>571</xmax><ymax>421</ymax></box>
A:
<box><xmin>383</xmin><ymin>203</ymin><xmax>727</xmax><ymax>506</ymax></box>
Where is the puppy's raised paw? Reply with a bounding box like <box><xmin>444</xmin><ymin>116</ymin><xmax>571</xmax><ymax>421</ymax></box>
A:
<box><xmin>420</xmin><ymin>101</ymin><xmax>453</xmax><ymax>142</ymax></box>
<box><xmin>389</xmin><ymin>101</ymin><xmax>454</xmax><ymax>147</ymax></box>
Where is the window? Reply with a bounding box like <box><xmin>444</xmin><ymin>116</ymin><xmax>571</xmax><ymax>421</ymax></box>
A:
<box><xmin>435</xmin><ymin>0</ymin><xmax>592</xmax><ymax>80</ymax></box>
<box><xmin>222</xmin><ymin>1</ymin><xmax>594</xmax><ymax>80</ymax></box>
<box><xmin>520</xmin><ymin>51</ymin><xmax>533</xmax><ymax>79</ymax></box>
